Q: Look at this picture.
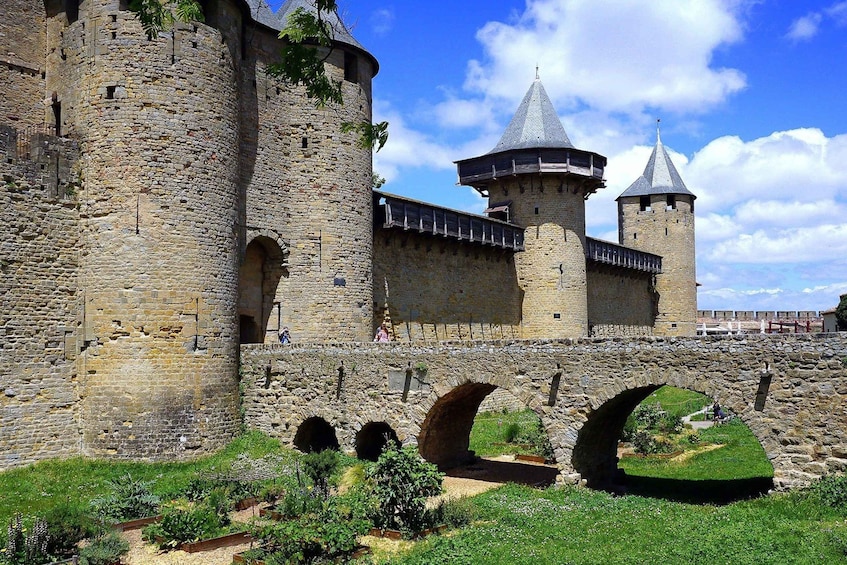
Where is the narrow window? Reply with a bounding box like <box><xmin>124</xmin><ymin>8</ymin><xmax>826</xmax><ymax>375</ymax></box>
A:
<box><xmin>105</xmin><ymin>86</ymin><xmax>116</xmax><ymax>99</ymax></box>
<box><xmin>344</xmin><ymin>52</ymin><xmax>358</xmax><ymax>83</ymax></box>
<box><xmin>666</xmin><ymin>194</ymin><xmax>676</xmax><ymax>210</ymax></box>
<box><xmin>111</xmin><ymin>32</ymin><xmax>117</xmax><ymax>40</ymax></box>
<box><xmin>66</xmin><ymin>0</ymin><xmax>80</xmax><ymax>24</ymax></box>
<box><xmin>665</xmin><ymin>227</ymin><xmax>668</xmax><ymax>236</ymax></box>
<box><xmin>301</xmin><ymin>137</ymin><xmax>308</xmax><ymax>149</ymax></box>
<box><xmin>633</xmin><ymin>232</ymin><xmax>637</xmax><ymax>240</ymax></box>
<box><xmin>52</xmin><ymin>101</ymin><xmax>62</xmax><ymax>136</ymax></box>
<box><xmin>639</xmin><ymin>195</ymin><xmax>651</xmax><ymax>212</ymax></box>
<box><xmin>534</xmin><ymin>206</ymin><xmax>539</xmax><ymax>215</ymax></box>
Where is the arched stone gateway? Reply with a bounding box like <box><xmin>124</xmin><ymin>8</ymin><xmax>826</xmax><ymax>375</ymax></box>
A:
<box><xmin>241</xmin><ymin>334</ymin><xmax>847</xmax><ymax>490</ymax></box>
<box><xmin>293</xmin><ymin>417</ymin><xmax>340</xmax><ymax>453</ymax></box>
<box><xmin>356</xmin><ymin>422</ymin><xmax>400</xmax><ymax>461</ymax></box>
<box><xmin>238</xmin><ymin>235</ymin><xmax>288</xmax><ymax>344</ymax></box>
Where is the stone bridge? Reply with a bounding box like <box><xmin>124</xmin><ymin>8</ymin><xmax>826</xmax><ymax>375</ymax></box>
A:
<box><xmin>241</xmin><ymin>334</ymin><xmax>847</xmax><ymax>490</ymax></box>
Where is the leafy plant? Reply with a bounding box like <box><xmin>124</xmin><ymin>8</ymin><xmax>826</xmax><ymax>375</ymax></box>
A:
<box><xmin>141</xmin><ymin>500</ymin><xmax>230</xmax><ymax>550</ymax></box>
<box><xmin>658</xmin><ymin>414</ymin><xmax>683</xmax><ymax>435</ymax></box>
<box><xmin>632</xmin><ymin>404</ymin><xmax>664</xmax><ymax>430</ymax></box>
<box><xmin>41</xmin><ymin>502</ymin><xmax>99</xmax><ymax>558</ymax></box>
<box><xmin>78</xmin><ymin>530</ymin><xmax>130</xmax><ymax>565</ymax></box>
<box><xmin>90</xmin><ymin>474</ymin><xmax>160</xmax><ymax>522</ymax></box>
<box><xmin>365</xmin><ymin>445</ymin><xmax>443</xmax><ymax>533</ymax></box>
<box><xmin>302</xmin><ymin>449</ymin><xmax>339</xmax><ymax>498</ymax></box>
<box><xmin>632</xmin><ymin>430</ymin><xmax>673</xmax><ymax>455</ymax></box>
<box><xmin>810</xmin><ymin>474</ymin><xmax>847</xmax><ymax>509</ymax></box>
<box><xmin>432</xmin><ymin>496</ymin><xmax>476</xmax><ymax>529</ymax></box>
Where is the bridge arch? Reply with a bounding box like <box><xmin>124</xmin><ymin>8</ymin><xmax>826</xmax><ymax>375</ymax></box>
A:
<box><xmin>567</xmin><ymin>371</ymin><xmax>776</xmax><ymax>491</ymax></box>
<box><xmin>355</xmin><ymin>421</ymin><xmax>400</xmax><ymax>461</ymax></box>
<box><xmin>417</xmin><ymin>376</ymin><xmax>545</xmax><ymax>469</ymax></box>
<box><xmin>293</xmin><ymin>416</ymin><xmax>340</xmax><ymax>453</ymax></box>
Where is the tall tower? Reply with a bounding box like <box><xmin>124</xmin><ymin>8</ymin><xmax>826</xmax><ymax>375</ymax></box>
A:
<box><xmin>456</xmin><ymin>79</ymin><xmax>607</xmax><ymax>338</ymax></box>
<box><xmin>617</xmin><ymin>128</ymin><xmax>697</xmax><ymax>336</ymax></box>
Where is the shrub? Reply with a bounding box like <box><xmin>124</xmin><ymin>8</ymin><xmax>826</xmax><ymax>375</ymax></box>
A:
<box><xmin>632</xmin><ymin>404</ymin><xmax>663</xmax><ymax>430</ymax></box>
<box><xmin>621</xmin><ymin>415</ymin><xmax>638</xmax><ymax>442</ymax></box>
<box><xmin>42</xmin><ymin>502</ymin><xmax>100</xmax><ymax>558</ymax></box>
<box><xmin>503</xmin><ymin>423</ymin><xmax>521</xmax><ymax>443</ymax></box>
<box><xmin>365</xmin><ymin>445</ymin><xmax>444</xmax><ymax>533</ymax></box>
<box><xmin>78</xmin><ymin>531</ymin><xmax>130</xmax><ymax>565</ymax></box>
<box><xmin>517</xmin><ymin>419</ymin><xmax>554</xmax><ymax>460</ymax></box>
<box><xmin>302</xmin><ymin>449</ymin><xmax>339</xmax><ymax>498</ymax></box>
<box><xmin>142</xmin><ymin>501</ymin><xmax>227</xmax><ymax>549</ymax></box>
<box><xmin>687</xmin><ymin>432</ymin><xmax>701</xmax><ymax>445</ymax></box>
<box><xmin>631</xmin><ymin>430</ymin><xmax>673</xmax><ymax>455</ymax></box>
<box><xmin>810</xmin><ymin>474</ymin><xmax>847</xmax><ymax>509</ymax></box>
<box><xmin>90</xmin><ymin>474</ymin><xmax>160</xmax><ymax>522</ymax></box>
<box><xmin>658</xmin><ymin>414</ymin><xmax>683</xmax><ymax>435</ymax></box>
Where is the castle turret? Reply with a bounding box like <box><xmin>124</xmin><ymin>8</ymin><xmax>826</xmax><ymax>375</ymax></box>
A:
<box><xmin>456</xmin><ymin>79</ymin><xmax>606</xmax><ymax>338</ymax></box>
<box><xmin>617</xmin><ymin>128</ymin><xmax>697</xmax><ymax>336</ymax></box>
<box><xmin>46</xmin><ymin>0</ymin><xmax>244</xmax><ymax>459</ymax></box>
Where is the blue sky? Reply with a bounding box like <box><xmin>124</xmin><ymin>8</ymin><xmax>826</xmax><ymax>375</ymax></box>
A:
<box><xmin>268</xmin><ymin>0</ymin><xmax>847</xmax><ymax>313</ymax></box>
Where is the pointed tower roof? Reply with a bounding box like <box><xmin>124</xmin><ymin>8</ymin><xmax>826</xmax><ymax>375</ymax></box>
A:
<box><xmin>618</xmin><ymin>129</ymin><xmax>695</xmax><ymax>199</ymax></box>
<box><xmin>488</xmin><ymin>79</ymin><xmax>574</xmax><ymax>153</ymax></box>
<box><xmin>272</xmin><ymin>0</ymin><xmax>378</xmax><ymax>72</ymax></box>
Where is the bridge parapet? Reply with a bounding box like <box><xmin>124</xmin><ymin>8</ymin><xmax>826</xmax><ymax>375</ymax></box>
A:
<box><xmin>241</xmin><ymin>333</ymin><xmax>847</xmax><ymax>490</ymax></box>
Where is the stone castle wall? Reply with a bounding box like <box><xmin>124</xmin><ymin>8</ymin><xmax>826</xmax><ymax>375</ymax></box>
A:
<box><xmin>586</xmin><ymin>266</ymin><xmax>655</xmax><ymax>334</ymax></box>
<box><xmin>0</xmin><ymin>128</ymin><xmax>81</xmax><ymax>468</ymax></box>
<box><xmin>1</xmin><ymin>0</ymin><xmax>47</xmax><ymax>129</ymax></box>
<box><xmin>241</xmin><ymin>333</ymin><xmax>847</xmax><ymax>490</ymax></box>
<box><xmin>373</xmin><ymin>229</ymin><xmax>523</xmax><ymax>342</ymax></box>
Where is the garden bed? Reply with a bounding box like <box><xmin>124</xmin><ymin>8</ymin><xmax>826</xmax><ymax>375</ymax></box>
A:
<box><xmin>232</xmin><ymin>545</ymin><xmax>370</xmax><ymax>564</ymax></box>
<box><xmin>182</xmin><ymin>531</ymin><xmax>253</xmax><ymax>553</ymax></box>
<box><xmin>113</xmin><ymin>515</ymin><xmax>162</xmax><ymax>531</ymax></box>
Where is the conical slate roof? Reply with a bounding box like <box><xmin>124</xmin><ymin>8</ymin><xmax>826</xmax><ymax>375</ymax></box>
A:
<box><xmin>488</xmin><ymin>79</ymin><xmax>574</xmax><ymax>154</ymax></box>
<box><xmin>276</xmin><ymin>0</ymin><xmax>367</xmax><ymax>53</ymax></box>
<box><xmin>618</xmin><ymin>132</ymin><xmax>695</xmax><ymax>199</ymax></box>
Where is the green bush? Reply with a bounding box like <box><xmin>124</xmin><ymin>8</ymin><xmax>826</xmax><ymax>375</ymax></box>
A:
<box><xmin>658</xmin><ymin>414</ymin><xmax>683</xmax><ymax>434</ymax></box>
<box><xmin>302</xmin><ymin>449</ymin><xmax>339</xmax><ymax>498</ymax></box>
<box><xmin>687</xmin><ymin>432</ymin><xmax>701</xmax><ymax>445</ymax></box>
<box><xmin>810</xmin><ymin>474</ymin><xmax>847</xmax><ymax>509</ymax></box>
<box><xmin>42</xmin><ymin>502</ymin><xmax>100</xmax><ymax>558</ymax></box>
<box><xmin>90</xmin><ymin>474</ymin><xmax>160</xmax><ymax>522</ymax></box>
<box><xmin>503</xmin><ymin>423</ymin><xmax>521</xmax><ymax>443</ymax></box>
<box><xmin>142</xmin><ymin>502</ymin><xmax>227</xmax><ymax>549</ymax></box>
<box><xmin>366</xmin><ymin>445</ymin><xmax>444</xmax><ymax>533</ymax></box>
<box><xmin>632</xmin><ymin>404</ymin><xmax>664</xmax><ymax>429</ymax></box>
<box><xmin>516</xmin><ymin>419</ymin><xmax>554</xmax><ymax>460</ymax></box>
<box><xmin>632</xmin><ymin>430</ymin><xmax>673</xmax><ymax>455</ymax></box>
<box><xmin>78</xmin><ymin>531</ymin><xmax>130</xmax><ymax>565</ymax></box>
<box><xmin>621</xmin><ymin>414</ymin><xmax>638</xmax><ymax>442</ymax></box>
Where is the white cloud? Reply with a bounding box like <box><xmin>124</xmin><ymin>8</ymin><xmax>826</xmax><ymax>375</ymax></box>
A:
<box><xmin>369</xmin><ymin>8</ymin><xmax>395</xmax><ymax>36</ymax></box>
<box><xmin>707</xmin><ymin>224</ymin><xmax>847</xmax><ymax>264</ymax></box>
<box><xmin>828</xmin><ymin>1</ymin><xmax>847</xmax><ymax>25</ymax></box>
<box><xmin>464</xmin><ymin>0</ymin><xmax>747</xmax><ymax>114</ymax></box>
<box><xmin>786</xmin><ymin>12</ymin><xmax>823</xmax><ymax>41</ymax></box>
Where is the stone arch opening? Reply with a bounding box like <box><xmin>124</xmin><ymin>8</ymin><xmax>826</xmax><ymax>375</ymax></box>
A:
<box><xmin>293</xmin><ymin>417</ymin><xmax>340</xmax><ymax>453</ymax></box>
<box><xmin>355</xmin><ymin>422</ymin><xmax>400</xmax><ymax>462</ymax></box>
<box><xmin>238</xmin><ymin>236</ymin><xmax>287</xmax><ymax>344</ymax></box>
<box><xmin>419</xmin><ymin>382</ymin><xmax>497</xmax><ymax>469</ymax></box>
<box><xmin>572</xmin><ymin>384</ymin><xmax>774</xmax><ymax>503</ymax></box>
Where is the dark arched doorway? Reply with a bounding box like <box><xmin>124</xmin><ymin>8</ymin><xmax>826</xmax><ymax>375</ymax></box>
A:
<box><xmin>355</xmin><ymin>422</ymin><xmax>400</xmax><ymax>461</ymax></box>
<box><xmin>237</xmin><ymin>237</ymin><xmax>286</xmax><ymax>344</ymax></box>
<box><xmin>293</xmin><ymin>417</ymin><xmax>340</xmax><ymax>453</ymax></box>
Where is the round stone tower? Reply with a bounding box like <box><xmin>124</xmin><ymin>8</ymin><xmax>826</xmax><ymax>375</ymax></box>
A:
<box><xmin>46</xmin><ymin>0</ymin><xmax>242</xmax><ymax>459</ymax></box>
<box><xmin>456</xmin><ymin>80</ymin><xmax>607</xmax><ymax>338</ymax></box>
<box><xmin>1</xmin><ymin>0</ymin><xmax>48</xmax><ymax>128</ymax></box>
<box><xmin>264</xmin><ymin>0</ymin><xmax>377</xmax><ymax>343</ymax></box>
<box><xmin>617</xmin><ymin>129</ymin><xmax>697</xmax><ymax>336</ymax></box>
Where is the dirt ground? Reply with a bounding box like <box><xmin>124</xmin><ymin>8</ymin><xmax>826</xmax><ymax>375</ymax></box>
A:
<box><xmin>118</xmin><ymin>456</ymin><xmax>558</xmax><ymax>564</ymax></box>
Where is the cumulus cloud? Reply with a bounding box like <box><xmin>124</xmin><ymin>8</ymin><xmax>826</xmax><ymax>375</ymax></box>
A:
<box><xmin>464</xmin><ymin>0</ymin><xmax>747</xmax><ymax>114</ymax></box>
<box><xmin>786</xmin><ymin>13</ymin><xmax>823</xmax><ymax>41</ymax></box>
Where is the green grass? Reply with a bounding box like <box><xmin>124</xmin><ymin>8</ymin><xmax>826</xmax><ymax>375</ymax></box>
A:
<box><xmin>385</xmin><ymin>483</ymin><xmax>847</xmax><ymax>564</ymax></box>
<box><xmin>643</xmin><ymin>385</ymin><xmax>712</xmax><ymax>418</ymax></box>
<box><xmin>469</xmin><ymin>409</ymin><xmax>547</xmax><ymax>458</ymax></box>
<box><xmin>0</xmin><ymin>430</ymin><xmax>289</xmax><ymax>526</ymax></box>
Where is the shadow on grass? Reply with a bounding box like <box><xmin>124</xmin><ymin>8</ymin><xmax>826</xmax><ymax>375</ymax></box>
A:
<box><xmin>446</xmin><ymin>458</ymin><xmax>559</xmax><ymax>488</ymax></box>
<box><xmin>620</xmin><ymin>473</ymin><xmax>774</xmax><ymax>504</ymax></box>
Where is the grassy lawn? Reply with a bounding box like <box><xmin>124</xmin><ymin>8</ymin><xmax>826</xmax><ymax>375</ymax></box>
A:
<box><xmin>469</xmin><ymin>409</ymin><xmax>550</xmax><ymax>458</ymax></box>
<box><xmin>642</xmin><ymin>385</ymin><xmax>712</xmax><ymax>418</ymax></box>
<box><xmin>0</xmin><ymin>430</ymin><xmax>289</xmax><ymax>526</ymax></box>
<box><xmin>388</xmin><ymin>483</ymin><xmax>847</xmax><ymax>564</ymax></box>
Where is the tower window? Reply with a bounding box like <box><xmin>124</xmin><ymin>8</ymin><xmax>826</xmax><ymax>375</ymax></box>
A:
<box><xmin>534</xmin><ymin>206</ymin><xmax>539</xmax><ymax>215</ymax></box>
<box><xmin>639</xmin><ymin>196</ymin><xmax>651</xmax><ymax>212</ymax></box>
<box><xmin>344</xmin><ymin>52</ymin><xmax>358</xmax><ymax>84</ymax></box>
<box><xmin>666</xmin><ymin>195</ymin><xmax>676</xmax><ymax>210</ymax></box>
<box><xmin>105</xmin><ymin>86</ymin><xmax>116</xmax><ymax>99</ymax></box>
<box><xmin>301</xmin><ymin>137</ymin><xmax>308</xmax><ymax>149</ymax></box>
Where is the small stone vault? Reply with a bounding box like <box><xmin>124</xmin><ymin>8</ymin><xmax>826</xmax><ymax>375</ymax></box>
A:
<box><xmin>241</xmin><ymin>334</ymin><xmax>847</xmax><ymax>490</ymax></box>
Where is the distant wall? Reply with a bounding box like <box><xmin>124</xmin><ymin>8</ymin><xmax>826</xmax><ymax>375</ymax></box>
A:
<box><xmin>587</xmin><ymin>266</ymin><xmax>654</xmax><ymax>336</ymax></box>
<box><xmin>373</xmin><ymin>229</ymin><xmax>523</xmax><ymax>342</ymax></box>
